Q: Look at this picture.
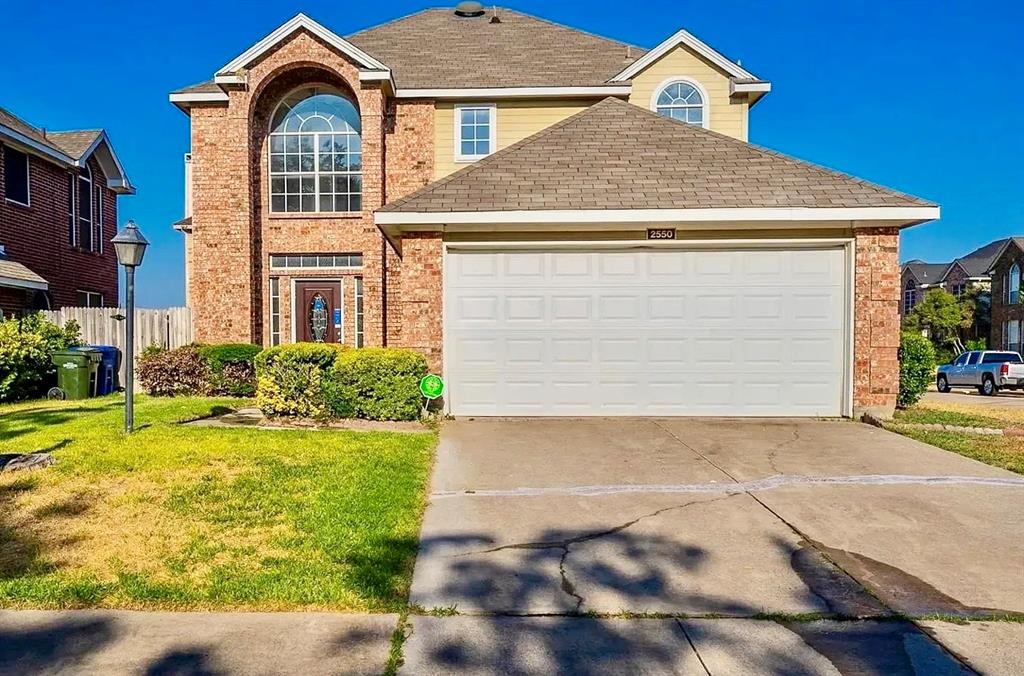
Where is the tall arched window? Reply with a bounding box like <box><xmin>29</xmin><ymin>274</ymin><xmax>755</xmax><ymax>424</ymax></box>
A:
<box><xmin>653</xmin><ymin>79</ymin><xmax>707</xmax><ymax>127</ymax></box>
<box><xmin>1009</xmin><ymin>263</ymin><xmax>1020</xmax><ymax>304</ymax></box>
<box><xmin>269</xmin><ymin>87</ymin><xmax>362</xmax><ymax>213</ymax></box>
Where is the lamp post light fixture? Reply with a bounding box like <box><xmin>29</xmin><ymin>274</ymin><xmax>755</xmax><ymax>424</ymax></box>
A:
<box><xmin>111</xmin><ymin>220</ymin><xmax>150</xmax><ymax>433</ymax></box>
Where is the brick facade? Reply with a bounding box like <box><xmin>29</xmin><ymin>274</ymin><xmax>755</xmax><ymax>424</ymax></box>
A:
<box><xmin>989</xmin><ymin>241</ymin><xmax>1024</xmax><ymax>350</ymax></box>
<box><xmin>0</xmin><ymin>145</ymin><xmax>118</xmax><ymax>315</ymax></box>
<box><xmin>854</xmin><ymin>227</ymin><xmax>901</xmax><ymax>417</ymax></box>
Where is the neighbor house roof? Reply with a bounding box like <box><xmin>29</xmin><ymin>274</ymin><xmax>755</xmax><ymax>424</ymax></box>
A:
<box><xmin>347</xmin><ymin>8</ymin><xmax>644</xmax><ymax>89</ymax></box>
<box><xmin>377</xmin><ymin>97</ymin><xmax>936</xmax><ymax>220</ymax></box>
<box><xmin>0</xmin><ymin>106</ymin><xmax>134</xmax><ymax>194</ymax></box>
<box><xmin>903</xmin><ymin>261</ymin><xmax>951</xmax><ymax>285</ymax></box>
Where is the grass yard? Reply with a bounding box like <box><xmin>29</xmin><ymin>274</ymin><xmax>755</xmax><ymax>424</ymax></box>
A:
<box><xmin>890</xmin><ymin>403</ymin><xmax>1024</xmax><ymax>475</ymax></box>
<box><xmin>0</xmin><ymin>395</ymin><xmax>436</xmax><ymax>611</ymax></box>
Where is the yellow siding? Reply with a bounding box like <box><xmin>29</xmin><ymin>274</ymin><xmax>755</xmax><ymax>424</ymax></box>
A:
<box><xmin>628</xmin><ymin>44</ymin><xmax>748</xmax><ymax>141</ymax></box>
<box><xmin>434</xmin><ymin>99</ymin><xmax>593</xmax><ymax>178</ymax></box>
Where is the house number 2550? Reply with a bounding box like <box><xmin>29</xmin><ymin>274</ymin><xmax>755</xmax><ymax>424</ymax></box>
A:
<box><xmin>647</xmin><ymin>228</ymin><xmax>677</xmax><ymax>240</ymax></box>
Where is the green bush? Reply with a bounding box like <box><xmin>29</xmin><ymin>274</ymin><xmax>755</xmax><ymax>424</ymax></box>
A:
<box><xmin>898</xmin><ymin>332</ymin><xmax>936</xmax><ymax>409</ymax></box>
<box><xmin>198</xmin><ymin>343</ymin><xmax>261</xmax><ymax>397</ymax></box>
<box><xmin>0</xmin><ymin>313</ymin><xmax>81</xmax><ymax>402</ymax></box>
<box><xmin>137</xmin><ymin>345</ymin><xmax>211</xmax><ymax>397</ymax></box>
<box><xmin>964</xmin><ymin>338</ymin><xmax>987</xmax><ymax>352</ymax></box>
<box><xmin>325</xmin><ymin>348</ymin><xmax>428</xmax><ymax>421</ymax></box>
<box><xmin>933</xmin><ymin>346</ymin><xmax>957</xmax><ymax>366</ymax></box>
<box><xmin>255</xmin><ymin>343</ymin><xmax>347</xmax><ymax>417</ymax></box>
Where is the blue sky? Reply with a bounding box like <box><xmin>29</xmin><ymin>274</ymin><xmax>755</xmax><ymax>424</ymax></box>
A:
<box><xmin>3</xmin><ymin>1</ymin><xmax>1020</xmax><ymax>305</ymax></box>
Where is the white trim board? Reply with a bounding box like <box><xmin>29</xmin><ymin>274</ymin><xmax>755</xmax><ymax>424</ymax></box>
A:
<box><xmin>395</xmin><ymin>86</ymin><xmax>632</xmax><ymax>99</ymax></box>
<box><xmin>611</xmin><ymin>28</ymin><xmax>760</xmax><ymax>82</ymax></box>
<box><xmin>217</xmin><ymin>13</ymin><xmax>389</xmax><ymax>78</ymax></box>
<box><xmin>376</xmin><ymin>206</ymin><xmax>941</xmax><ymax>226</ymax></box>
<box><xmin>0</xmin><ymin>275</ymin><xmax>48</xmax><ymax>291</ymax></box>
<box><xmin>169</xmin><ymin>91</ymin><xmax>230</xmax><ymax>104</ymax></box>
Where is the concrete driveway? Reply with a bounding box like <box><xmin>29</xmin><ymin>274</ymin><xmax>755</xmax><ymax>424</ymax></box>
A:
<box><xmin>406</xmin><ymin>418</ymin><xmax>1024</xmax><ymax>674</ymax></box>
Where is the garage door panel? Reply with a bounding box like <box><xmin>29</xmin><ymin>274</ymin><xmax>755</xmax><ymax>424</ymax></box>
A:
<box><xmin>445</xmin><ymin>247</ymin><xmax>847</xmax><ymax>417</ymax></box>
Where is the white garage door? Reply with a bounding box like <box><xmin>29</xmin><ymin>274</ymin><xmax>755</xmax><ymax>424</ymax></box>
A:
<box><xmin>444</xmin><ymin>246</ymin><xmax>848</xmax><ymax>417</ymax></box>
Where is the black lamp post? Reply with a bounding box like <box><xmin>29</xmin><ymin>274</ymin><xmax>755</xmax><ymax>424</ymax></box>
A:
<box><xmin>111</xmin><ymin>220</ymin><xmax>149</xmax><ymax>433</ymax></box>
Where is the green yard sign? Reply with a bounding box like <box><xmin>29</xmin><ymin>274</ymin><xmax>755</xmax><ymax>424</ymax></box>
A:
<box><xmin>420</xmin><ymin>374</ymin><xmax>445</xmax><ymax>400</ymax></box>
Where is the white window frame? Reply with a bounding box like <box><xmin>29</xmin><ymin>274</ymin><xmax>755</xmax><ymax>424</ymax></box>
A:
<box><xmin>75</xmin><ymin>290</ymin><xmax>103</xmax><ymax>307</ymax></box>
<box><xmin>78</xmin><ymin>165</ymin><xmax>94</xmax><ymax>251</ymax></box>
<box><xmin>268</xmin><ymin>87</ymin><xmax>363</xmax><ymax>214</ymax></box>
<box><xmin>650</xmin><ymin>76</ymin><xmax>711</xmax><ymax>129</ymax></box>
<box><xmin>454</xmin><ymin>103</ymin><xmax>497</xmax><ymax>162</ymax></box>
<box><xmin>1009</xmin><ymin>264</ymin><xmax>1020</xmax><ymax>305</ymax></box>
<box><xmin>94</xmin><ymin>185</ymin><xmax>104</xmax><ymax>254</ymax></box>
<box><xmin>269</xmin><ymin>277</ymin><xmax>281</xmax><ymax>346</ymax></box>
<box><xmin>4</xmin><ymin>146</ymin><xmax>31</xmax><ymax>207</ymax></box>
<box><xmin>67</xmin><ymin>172</ymin><xmax>77</xmax><ymax>247</ymax></box>
<box><xmin>1010</xmin><ymin>319</ymin><xmax>1021</xmax><ymax>353</ymax></box>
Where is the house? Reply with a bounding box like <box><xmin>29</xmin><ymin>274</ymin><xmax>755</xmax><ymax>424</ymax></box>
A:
<box><xmin>169</xmin><ymin>5</ymin><xmax>939</xmax><ymax>418</ymax></box>
<box><xmin>900</xmin><ymin>238</ymin><xmax>1020</xmax><ymax>316</ymax></box>
<box><xmin>988</xmin><ymin>239</ymin><xmax>1024</xmax><ymax>353</ymax></box>
<box><xmin>0</xmin><ymin>106</ymin><xmax>134</xmax><ymax>316</ymax></box>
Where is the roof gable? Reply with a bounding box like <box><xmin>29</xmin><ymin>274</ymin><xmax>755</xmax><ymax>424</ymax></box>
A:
<box><xmin>378</xmin><ymin>97</ymin><xmax>935</xmax><ymax>219</ymax></box>
<box><xmin>610</xmin><ymin>28</ymin><xmax>758</xmax><ymax>83</ymax></box>
<box><xmin>0</xmin><ymin>107</ymin><xmax>134</xmax><ymax>194</ymax></box>
<box><xmin>216</xmin><ymin>13</ymin><xmax>390</xmax><ymax>82</ymax></box>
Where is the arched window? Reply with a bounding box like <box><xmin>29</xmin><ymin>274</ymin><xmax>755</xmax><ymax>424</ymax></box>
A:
<box><xmin>269</xmin><ymin>87</ymin><xmax>362</xmax><ymax>213</ymax></box>
<box><xmin>653</xmin><ymin>79</ymin><xmax>707</xmax><ymax>127</ymax></box>
<box><xmin>903</xmin><ymin>279</ymin><xmax>917</xmax><ymax>315</ymax></box>
<box><xmin>1009</xmin><ymin>263</ymin><xmax>1020</xmax><ymax>304</ymax></box>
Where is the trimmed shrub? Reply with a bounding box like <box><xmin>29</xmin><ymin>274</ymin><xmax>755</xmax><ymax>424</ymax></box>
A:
<box><xmin>0</xmin><ymin>313</ymin><xmax>81</xmax><ymax>402</ymax></box>
<box><xmin>198</xmin><ymin>343</ymin><xmax>261</xmax><ymax>397</ymax></box>
<box><xmin>898</xmin><ymin>332</ymin><xmax>936</xmax><ymax>409</ymax></box>
<box><xmin>255</xmin><ymin>343</ymin><xmax>347</xmax><ymax>418</ymax></box>
<box><xmin>326</xmin><ymin>348</ymin><xmax>428</xmax><ymax>421</ymax></box>
<box><xmin>137</xmin><ymin>345</ymin><xmax>211</xmax><ymax>396</ymax></box>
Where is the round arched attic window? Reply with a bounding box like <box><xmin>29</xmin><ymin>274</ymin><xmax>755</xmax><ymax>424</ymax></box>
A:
<box><xmin>653</xmin><ymin>80</ymin><xmax>707</xmax><ymax>127</ymax></box>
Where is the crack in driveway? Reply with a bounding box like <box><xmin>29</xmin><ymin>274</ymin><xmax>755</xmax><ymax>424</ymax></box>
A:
<box><xmin>457</xmin><ymin>496</ymin><xmax>735</xmax><ymax>611</ymax></box>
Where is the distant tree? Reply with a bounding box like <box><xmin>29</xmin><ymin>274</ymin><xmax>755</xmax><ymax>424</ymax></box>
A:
<box><xmin>961</xmin><ymin>286</ymin><xmax>991</xmax><ymax>342</ymax></box>
<box><xmin>903</xmin><ymin>288</ymin><xmax>973</xmax><ymax>351</ymax></box>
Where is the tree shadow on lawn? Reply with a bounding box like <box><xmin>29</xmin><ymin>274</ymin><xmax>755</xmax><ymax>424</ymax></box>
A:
<box><xmin>410</xmin><ymin>527</ymin><xmax>973</xmax><ymax>675</ymax></box>
<box><xmin>0</xmin><ymin>401</ymin><xmax>121</xmax><ymax>445</ymax></box>
<box><xmin>0</xmin><ymin>478</ymin><xmax>93</xmax><ymax>579</ymax></box>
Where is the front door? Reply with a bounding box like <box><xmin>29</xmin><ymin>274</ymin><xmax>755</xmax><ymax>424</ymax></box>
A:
<box><xmin>295</xmin><ymin>281</ymin><xmax>341</xmax><ymax>344</ymax></box>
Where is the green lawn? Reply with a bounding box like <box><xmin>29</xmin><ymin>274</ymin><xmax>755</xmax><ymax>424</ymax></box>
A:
<box><xmin>0</xmin><ymin>395</ymin><xmax>436</xmax><ymax>611</ymax></box>
<box><xmin>889</xmin><ymin>404</ymin><xmax>1024</xmax><ymax>475</ymax></box>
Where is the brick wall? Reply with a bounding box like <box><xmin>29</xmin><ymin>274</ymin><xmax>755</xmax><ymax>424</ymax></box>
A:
<box><xmin>854</xmin><ymin>227</ymin><xmax>900</xmax><ymax>417</ymax></box>
<box><xmin>0</xmin><ymin>144</ymin><xmax>118</xmax><ymax>312</ymax></box>
<box><xmin>989</xmin><ymin>242</ymin><xmax>1024</xmax><ymax>349</ymax></box>
<box><xmin>395</xmin><ymin>232</ymin><xmax>443</xmax><ymax>371</ymax></box>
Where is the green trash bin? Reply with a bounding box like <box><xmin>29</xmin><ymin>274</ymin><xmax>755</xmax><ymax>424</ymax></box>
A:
<box><xmin>51</xmin><ymin>348</ymin><xmax>102</xmax><ymax>399</ymax></box>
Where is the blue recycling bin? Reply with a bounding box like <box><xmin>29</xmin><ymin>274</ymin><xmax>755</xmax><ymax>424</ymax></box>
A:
<box><xmin>88</xmin><ymin>345</ymin><xmax>121</xmax><ymax>395</ymax></box>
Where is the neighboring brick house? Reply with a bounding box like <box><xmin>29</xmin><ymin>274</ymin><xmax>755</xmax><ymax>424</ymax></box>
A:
<box><xmin>900</xmin><ymin>238</ymin><xmax>1015</xmax><ymax>317</ymax></box>
<box><xmin>170</xmin><ymin>7</ymin><xmax>939</xmax><ymax>418</ymax></box>
<box><xmin>0</xmin><ymin>107</ymin><xmax>134</xmax><ymax>316</ymax></box>
<box><xmin>989</xmin><ymin>238</ymin><xmax>1024</xmax><ymax>353</ymax></box>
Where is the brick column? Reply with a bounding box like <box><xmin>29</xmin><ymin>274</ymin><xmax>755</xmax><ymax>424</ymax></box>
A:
<box><xmin>398</xmin><ymin>232</ymin><xmax>444</xmax><ymax>371</ymax></box>
<box><xmin>853</xmin><ymin>227</ymin><xmax>901</xmax><ymax>418</ymax></box>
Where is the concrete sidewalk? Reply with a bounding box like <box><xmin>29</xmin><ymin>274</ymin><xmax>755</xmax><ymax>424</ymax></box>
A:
<box><xmin>0</xmin><ymin>610</ymin><xmax>396</xmax><ymax>676</ymax></box>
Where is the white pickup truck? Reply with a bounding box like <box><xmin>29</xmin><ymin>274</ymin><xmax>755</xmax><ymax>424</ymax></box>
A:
<box><xmin>936</xmin><ymin>350</ymin><xmax>1024</xmax><ymax>396</ymax></box>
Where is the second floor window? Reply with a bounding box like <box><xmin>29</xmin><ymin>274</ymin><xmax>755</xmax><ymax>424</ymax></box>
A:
<box><xmin>654</xmin><ymin>80</ymin><xmax>707</xmax><ymax>127</ymax></box>
<box><xmin>78</xmin><ymin>166</ymin><xmax>94</xmax><ymax>251</ymax></box>
<box><xmin>1008</xmin><ymin>263</ymin><xmax>1020</xmax><ymax>305</ymax></box>
<box><xmin>76</xmin><ymin>290</ymin><xmax>104</xmax><ymax>307</ymax></box>
<box><xmin>455</xmin><ymin>104</ymin><xmax>495</xmax><ymax>161</ymax></box>
<box><xmin>269</xmin><ymin>87</ymin><xmax>362</xmax><ymax>214</ymax></box>
<box><xmin>4</xmin><ymin>146</ymin><xmax>30</xmax><ymax>206</ymax></box>
<box><xmin>903</xmin><ymin>280</ymin><xmax>917</xmax><ymax>314</ymax></box>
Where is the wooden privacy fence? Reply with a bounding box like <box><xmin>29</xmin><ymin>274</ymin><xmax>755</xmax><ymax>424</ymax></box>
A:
<box><xmin>42</xmin><ymin>307</ymin><xmax>193</xmax><ymax>381</ymax></box>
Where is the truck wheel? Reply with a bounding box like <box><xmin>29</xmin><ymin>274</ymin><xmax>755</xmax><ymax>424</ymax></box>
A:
<box><xmin>982</xmin><ymin>376</ymin><xmax>998</xmax><ymax>396</ymax></box>
<box><xmin>936</xmin><ymin>375</ymin><xmax>950</xmax><ymax>393</ymax></box>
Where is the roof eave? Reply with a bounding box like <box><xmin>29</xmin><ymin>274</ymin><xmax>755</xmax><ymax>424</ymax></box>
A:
<box><xmin>376</xmin><ymin>206</ymin><xmax>940</xmax><ymax>229</ymax></box>
<box><xmin>610</xmin><ymin>27</ymin><xmax>761</xmax><ymax>83</ymax></box>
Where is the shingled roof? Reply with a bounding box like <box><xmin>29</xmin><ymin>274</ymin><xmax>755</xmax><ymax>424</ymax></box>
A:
<box><xmin>347</xmin><ymin>8</ymin><xmax>643</xmax><ymax>89</ymax></box>
<box><xmin>903</xmin><ymin>261</ymin><xmax>951</xmax><ymax>285</ymax></box>
<box><xmin>379</xmin><ymin>97</ymin><xmax>934</xmax><ymax>215</ymax></box>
